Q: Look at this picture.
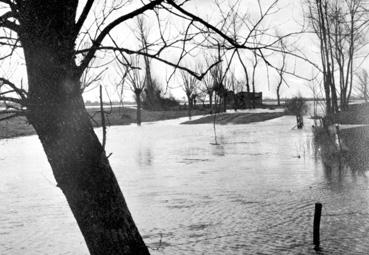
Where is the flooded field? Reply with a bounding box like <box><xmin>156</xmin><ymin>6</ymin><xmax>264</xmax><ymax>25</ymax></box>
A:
<box><xmin>1</xmin><ymin>116</ymin><xmax>369</xmax><ymax>254</ymax></box>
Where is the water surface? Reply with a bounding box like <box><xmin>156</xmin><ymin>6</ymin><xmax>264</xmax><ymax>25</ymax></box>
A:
<box><xmin>1</xmin><ymin>116</ymin><xmax>369</xmax><ymax>254</ymax></box>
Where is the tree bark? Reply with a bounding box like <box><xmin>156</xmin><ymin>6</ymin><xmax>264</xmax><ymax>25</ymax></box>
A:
<box><xmin>28</xmin><ymin>96</ymin><xmax>149</xmax><ymax>255</ymax></box>
<box><xmin>19</xmin><ymin>2</ymin><xmax>149</xmax><ymax>254</ymax></box>
<box><xmin>27</xmin><ymin>75</ymin><xmax>149</xmax><ymax>255</ymax></box>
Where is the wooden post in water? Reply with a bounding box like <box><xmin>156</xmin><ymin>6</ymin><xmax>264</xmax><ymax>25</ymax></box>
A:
<box><xmin>297</xmin><ymin>115</ymin><xmax>304</xmax><ymax>129</ymax></box>
<box><xmin>313</xmin><ymin>202</ymin><xmax>322</xmax><ymax>250</ymax></box>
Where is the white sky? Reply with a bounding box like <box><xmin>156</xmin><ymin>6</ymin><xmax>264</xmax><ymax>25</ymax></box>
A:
<box><xmin>82</xmin><ymin>0</ymin><xmax>315</xmax><ymax>103</ymax></box>
<box><xmin>1</xmin><ymin>0</ymin><xmax>363</xmax><ymax>103</ymax></box>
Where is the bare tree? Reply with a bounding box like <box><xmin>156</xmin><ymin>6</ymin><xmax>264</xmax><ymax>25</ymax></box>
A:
<box><xmin>228</xmin><ymin>70</ymin><xmax>240</xmax><ymax>111</ymax></box>
<box><xmin>306</xmin><ymin>0</ymin><xmax>369</xmax><ymax>115</ymax></box>
<box><xmin>116</xmin><ymin>55</ymin><xmax>146</xmax><ymax>125</ymax></box>
<box><xmin>251</xmin><ymin>50</ymin><xmax>259</xmax><ymax>108</ymax></box>
<box><xmin>201</xmin><ymin>69</ymin><xmax>215</xmax><ymax>113</ymax></box>
<box><xmin>356</xmin><ymin>69</ymin><xmax>369</xmax><ymax>102</ymax></box>
<box><xmin>136</xmin><ymin>16</ymin><xmax>157</xmax><ymax>110</ymax></box>
<box><xmin>181</xmin><ymin>68</ymin><xmax>198</xmax><ymax>119</ymax></box>
<box><xmin>210</xmin><ymin>61</ymin><xmax>227</xmax><ymax>112</ymax></box>
<box><xmin>0</xmin><ymin>0</ymin><xmax>289</xmax><ymax>253</ymax></box>
<box><xmin>276</xmin><ymin>37</ymin><xmax>287</xmax><ymax>106</ymax></box>
<box><xmin>237</xmin><ymin>50</ymin><xmax>251</xmax><ymax>94</ymax></box>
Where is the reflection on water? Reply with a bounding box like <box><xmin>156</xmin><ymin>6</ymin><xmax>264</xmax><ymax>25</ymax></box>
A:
<box><xmin>1</xmin><ymin>116</ymin><xmax>369</xmax><ymax>254</ymax></box>
<box><xmin>137</xmin><ymin>145</ymin><xmax>153</xmax><ymax>167</ymax></box>
<box><xmin>314</xmin><ymin>125</ymin><xmax>369</xmax><ymax>177</ymax></box>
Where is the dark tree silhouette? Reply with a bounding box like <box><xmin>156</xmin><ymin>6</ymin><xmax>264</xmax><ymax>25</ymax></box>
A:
<box><xmin>181</xmin><ymin>69</ymin><xmax>198</xmax><ymax>118</ymax></box>
<box><xmin>0</xmin><ymin>1</ymin><xmax>286</xmax><ymax>254</ymax></box>
<box><xmin>305</xmin><ymin>0</ymin><xmax>369</xmax><ymax>114</ymax></box>
<box><xmin>116</xmin><ymin>54</ymin><xmax>146</xmax><ymax>126</ymax></box>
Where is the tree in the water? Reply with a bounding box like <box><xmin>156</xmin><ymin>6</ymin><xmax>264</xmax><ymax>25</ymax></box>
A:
<box><xmin>305</xmin><ymin>0</ymin><xmax>369</xmax><ymax>113</ymax></box>
<box><xmin>286</xmin><ymin>97</ymin><xmax>308</xmax><ymax>129</ymax></box>
<box><xmin>0</xmin><ymin>2</ymin><xmax>166</xmax><ymax>254</ymax></box>
<box><xmin>0</xmin><ymin>0</ymin><xmax>288</xmax><ymax>254</ymax></box>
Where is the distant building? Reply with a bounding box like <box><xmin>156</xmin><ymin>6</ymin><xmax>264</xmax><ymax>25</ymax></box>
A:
<box><xmin>226</xmin><ymin>91</ymin><xmax>263</xmax><ymax>108</ymax></box>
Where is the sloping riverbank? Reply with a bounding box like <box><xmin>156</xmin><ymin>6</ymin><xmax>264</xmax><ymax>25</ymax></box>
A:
<box><xmin>0</xmin><ymin>107</ymin><xmax>286</xmax><ymax>139</ymax></box>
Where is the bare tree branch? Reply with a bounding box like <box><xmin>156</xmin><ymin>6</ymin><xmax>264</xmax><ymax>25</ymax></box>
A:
<box><xmin>77</xmin><ymin>0</ymin><xmax>165</xmax><ymax>75</ymax></box>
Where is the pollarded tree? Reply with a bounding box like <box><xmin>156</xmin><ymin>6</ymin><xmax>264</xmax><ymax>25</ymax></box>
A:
<box><xmin>199</xmin><ymin>59</ymin><xmax>215</xmax><ymax>113</ymax></box>
<box><xmin>0</xmin><ymin>0</ymin><xmax>286</xmax><ymax>254</ymax></box>
<box><xmin>135</xmin><ymin>15</ymin><xmax>157</xmax><ymax>110</ymax></box>
<box><xmin>210</xmin><ymin>61</ymin><xmax>228</xmax><ymax>113</ymax></box>
<box><xmin>181</xmin><ymin>69</ymin><xmax>198</xmax><ymax>118</ymax></box>
<box><xmin>117</xmin><ymin>54</ymin><xmax>146</xmax><ymax>126</ymax></box>
<box><xmin>202</xmin><ymin>70</ymin><xmax>215</xmax><ymax>113</ymax></box>
<box><xmin>228</xmin><ymin>71</ymin><xmax>240</xmax><ymax>111</ymax></box>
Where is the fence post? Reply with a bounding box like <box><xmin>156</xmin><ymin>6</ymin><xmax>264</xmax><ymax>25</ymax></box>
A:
<box><xmin>313</xmin><ymin>202</ymin><xmax>322</xmax><ymax>250</ymax></box>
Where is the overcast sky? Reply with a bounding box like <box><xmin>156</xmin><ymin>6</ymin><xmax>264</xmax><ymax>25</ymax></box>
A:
<box><xmin>0</xmin><ymin>0</ymin><xmax>331</xmax><ymax>102</ymax></box>
<box><xmin>79</xmin><ymin>0</ymin><xmax>319</xmax><ymax>103</ymax></box>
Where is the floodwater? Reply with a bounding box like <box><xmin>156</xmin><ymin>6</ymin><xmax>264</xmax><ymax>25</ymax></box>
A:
<box><xmin>1</xmin><ymin>115</ymin><xmax>369</xmax><ymax>254</ymax></box>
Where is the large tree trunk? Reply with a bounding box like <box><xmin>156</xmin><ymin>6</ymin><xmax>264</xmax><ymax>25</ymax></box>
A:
<box><xmin>19</xmin><ymin>2</ymin><xmax>149</xmax><ymax>254</ymax></box>
<box><xmin>28</xmin><ymin>95</ymin><xmax>149</xmax><ymax>255</ymax></box>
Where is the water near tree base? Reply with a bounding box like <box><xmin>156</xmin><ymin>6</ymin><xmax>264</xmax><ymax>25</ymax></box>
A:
<box><xmin>1</xmin><ymin>116</ymin><xmax>369</xmax><ymax>254</ymax></box>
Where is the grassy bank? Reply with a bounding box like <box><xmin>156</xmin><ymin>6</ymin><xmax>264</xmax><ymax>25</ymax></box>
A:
<box><xmin>334</xmin><ymin>103</ymin><xmax>369</xmax><ymax>124</ymax></box>
<box><xmin>0</xmin><ymin>107</ymin><xmax>209</xmax><ymax>139</ymax></box>
<box><xmin>182</xmin><ymin>111</ymin><xmax>285</xmax><ymax>125</ymax></box>
<box><xmin>0</xmin><ymin>106</ymin><xmax>287</xmax><ymax>139</ymax></box>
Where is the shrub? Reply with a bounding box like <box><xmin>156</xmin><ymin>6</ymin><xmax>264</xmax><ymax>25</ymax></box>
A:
<box><xmin>142</xmin><ymin>79</ymin><xmax>179</xmax><ymax>110</ymax></box>
<box><xmin>285</xmin><ymin>97</ymin><xmax>308</xmax><ymax>116</ymax></box>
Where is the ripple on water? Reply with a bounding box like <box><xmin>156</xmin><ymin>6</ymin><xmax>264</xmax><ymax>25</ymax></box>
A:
<box><xmin>2</xmin><ymin>116</ymin><xmax>369</xmax><ymax>254</ymax></box>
